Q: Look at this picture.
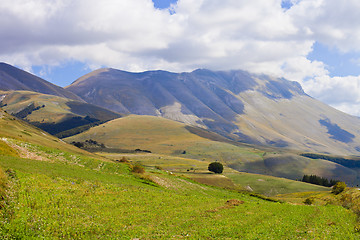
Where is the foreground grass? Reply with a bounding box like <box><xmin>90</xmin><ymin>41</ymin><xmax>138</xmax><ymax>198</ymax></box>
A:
<box><xmin>0</xmin><ymin>154</ymin><xmax>359</xmax><ymax>239</ymax></box>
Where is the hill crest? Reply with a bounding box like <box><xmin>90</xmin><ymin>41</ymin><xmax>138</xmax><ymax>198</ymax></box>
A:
<box><xmin>0</xmin><ymin>62</ymin><xmax>83</xmax><ymax>101</ymax></box>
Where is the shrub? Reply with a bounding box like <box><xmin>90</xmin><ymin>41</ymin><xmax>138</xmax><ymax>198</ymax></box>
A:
<box><xmin>155</xmin><ymin>166</ymin><xmax>163</xmax><ymax>170</ymax></box>
<box><xmin>0</xmin><ymin>167</ymin><xmax>7</xmax><ymax>202</ymax></box>
<box><xmin>304</xmin><ymin>197</ymin><xmax>314</xmax><ymax>205</ymax></box>
<box><xmin>72</xmin><ymin>142</ymin><xmax>84</xmax><ymax>148</ymax></box>
<box><xmin>119</xmin><ymin>157</ymin><xmax>128</xmax><ymax>163</ymax></box>
<box><xmin>208</xmin><ymin>162</ymin><xmax>223</xmax><ymax>174</ymax></box>
<box><xmin>331</xmin><ymin>181</ymin><xmax>346</xmax><ymax>195</ymax></box>
<box><xmin>5</xmin><ymin>168</ymin><xmax>17</xmax><ymax>179</ymax></box>
<box><xmin>131</xmin><ymin>164</ymin><xmax>145</xmax><ymax>174</ymax></box>
<box><xmin>340</xmin><ymin>194</ymin><xmax>353</xmax><ymax>209</ymax></box>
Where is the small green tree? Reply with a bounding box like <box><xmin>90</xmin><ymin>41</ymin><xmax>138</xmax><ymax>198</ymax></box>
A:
<box><xmin>208</xmin><ymin>162</ymin><xmax>223</xmax><ymax>174</ymax></box>
<box><xmin>331</xmin><ymin>181</ymin><xmax>346</xmax><ymax>195</ymax></box>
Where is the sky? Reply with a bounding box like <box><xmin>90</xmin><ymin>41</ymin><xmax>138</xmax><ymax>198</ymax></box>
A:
<box><xmin>1</xmin><ymin>0</ymin><xmax>360</xmax><ymax>116</ymax></box>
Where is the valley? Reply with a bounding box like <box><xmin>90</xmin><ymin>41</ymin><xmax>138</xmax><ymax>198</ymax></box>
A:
<box><xmin>0</xmin><ymin>108</ymin><xmax>358</xmax><ymax>239</ymax></box>
<box><xmin>0</xmin><ymin>63</ymin><xmax>360</xmax><ymax>238</ymax></box>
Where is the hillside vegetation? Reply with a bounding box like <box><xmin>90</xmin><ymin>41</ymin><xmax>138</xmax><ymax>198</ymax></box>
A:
<box><xmin>0</xmin><ymin>109</ymin><xmax>359</xmax><ymax>238</ymax></box>
<box><xmin>0</xmin><ymin>90</ymin><xmax>122</xmax><ymax>137</ymax></box>
<box><xmin>66</xmin><ymin>115</ymin><xmax>360</xmax><ymax>185</ymax></box>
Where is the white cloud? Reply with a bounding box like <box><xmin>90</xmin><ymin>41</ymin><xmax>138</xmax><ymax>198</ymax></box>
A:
<box><xmin>306</xmin><ymin>75</ymin><xmax>360</xmax><ymax>104</ymax></box>
<box><xmin>0</xmin><ymin>0</ymin><xmax>306</xmax><ymax>72</ymax></box>
<box><xmin>1</xmin><ymin>0</ymin><xmax>360</xmax><ymax>115</ymax></box>
<box><xmin>289</xmin><ymin>0</ymin><xmax>360</xmax><ymax>52</ymax></box>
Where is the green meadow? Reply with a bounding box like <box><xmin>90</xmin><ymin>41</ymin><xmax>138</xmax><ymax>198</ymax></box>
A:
<box><xmin>1</xmin><ymin>151</ymin><xmax>359</xmax><ymax>239</ymax></box>
<box><xmin>66</xmin><ymin>115</ymin><xmax>355</xmax><ymax>184</ymax></box>
<box><xmin>0</xmin><ymin>111</ymin><xmax>359</xmax><ymax>239</ymax></box>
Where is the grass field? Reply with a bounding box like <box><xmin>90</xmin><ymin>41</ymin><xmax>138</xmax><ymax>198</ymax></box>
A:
<box><xmin>65</xmin><ymin>115</ymin><xmax>360</xmax><ymax>185</ymax></box>
<box><xmin>226</xmin><ymin>172</ymin><xmax>329</xmax><ymax>196</ymax></box>
<box><xmin>1</xmin><ymin>153</ymin><xmax>359</xmax><ymax>239</ymax></box>
<box><xmin>100</xmin><ymin>152</ymin><xmax>335</xmax><ymax>197</ymax></box>
<box><xmin>1</xmin><ymin>110</ymin><xmax>360</xmax><ymax>238</ymax></box>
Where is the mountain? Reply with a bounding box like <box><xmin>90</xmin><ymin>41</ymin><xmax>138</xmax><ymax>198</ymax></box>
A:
<box><xmin>66</xmin><ymin>68</ymin><xmax>360</xmax><ymax>155</ymax></box>
<box><xmin>0</xmin><ymin>62</ymin><xmax>82</xmax><ymax>101</ymax></box>
<box><xmin>0</xmin><ymin>90</ymin><xmax>123</xmax><ymax>137</ymax></box>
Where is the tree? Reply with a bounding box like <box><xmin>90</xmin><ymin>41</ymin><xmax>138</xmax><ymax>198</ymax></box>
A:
<box><xmin>331</xmin><ymin>181</ymin><xmax>346</xmax><ymax>195</ymax></box>
<box><xmin>208</xmin><ymin>162</ymin><xmax>223</xmax><ymax>174</ymax></box>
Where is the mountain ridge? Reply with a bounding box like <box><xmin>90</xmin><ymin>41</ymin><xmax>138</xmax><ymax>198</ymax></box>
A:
<box><xmin>0</xmin><ymin>62</ymin><xmax>83</xmax><ymax>101</ymax></box>
<box><xmin>66</xmin><ymin>67</ymin><xmax>360</xmax><ymax>155</ymax></box>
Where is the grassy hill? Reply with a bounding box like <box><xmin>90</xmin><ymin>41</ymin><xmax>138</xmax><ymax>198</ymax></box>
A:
<box><xmin>65</xmin><ymin>115</ymin><xmax>360</xmax><ymax>185</ymax></box>
<box><xmin>0</xmin><ymin>90</ymin><xmax>122</xmax><ymax>137</ymax></box>
<box><xmin>0</xmin><ymin>108</ymin><xmax>106</xmax><ymax>158</ymax></box>
<box><xmin>0</xmin><ymin>112</ymin><xmax>359</xmax><ymax>238</ymax></box>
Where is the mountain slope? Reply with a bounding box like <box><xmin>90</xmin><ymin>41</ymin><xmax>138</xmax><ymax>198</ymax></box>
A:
<box><xmin>0</xmin><ymin>90</ymin><xmax>123</xmax><ymax>137</ymax></box>
<box><xmin>64</xmin><ymin>115</ymin><xmax>359</xmax><ymax>185</ymax></box>
<box><xmin>66</xmin><ymin>68</ymin><xmax>360</xmax><ymax>155</ymax></box>
<box><xmin>0</xmin><ymin>107</ymin><xmax>97</xmax><ymax>156</ymax></box>
<box><xmin>1</xmin><ymin>135</ymin><xmax>357</xmax><ymax>239</ymax></box>
<box><xmin>0</xmin><ymin>62</ymin><xmax>82</xmax><ymax>101</ymax></box>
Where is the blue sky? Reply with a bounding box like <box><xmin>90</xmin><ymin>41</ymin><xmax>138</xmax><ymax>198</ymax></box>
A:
<box><xmin>308</xmin><ymin>42</ymin><xmax>360</xmax><ymax>77</ymax></box>
<box><xmin>152</xmin><ymin>0</ymin><xmax>177</xmax><ymax>9</ymax></box>
<box><xmin>1</xmin><ymin>0</ymin><xmax>360</xmax><ymax>116</ymax></box>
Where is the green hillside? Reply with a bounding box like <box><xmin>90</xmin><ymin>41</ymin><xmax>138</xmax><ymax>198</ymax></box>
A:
<box><xmin>0</xmin><ymin>108</ymin><xmax>358</xmax><ymax>238</ymax></box>
<box><xmin>0</xmin><ymin>108</ymin><xmax>106</xmax><ymax>159</ymax></box>
<box><xmin>0</xmin><ymin>90</ymin><xmax>122</xmax><ymax>137</ymax></box>
<box><xmin>65</xmin><ymin>115</ymin><xmax>360</xmax><ymax>185</ymax></box>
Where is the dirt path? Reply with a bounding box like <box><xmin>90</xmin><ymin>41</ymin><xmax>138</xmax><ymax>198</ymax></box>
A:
<box><xmin>1</xmin><ymin>138</ymin><xmax>52</xmax><ymax>162</ymax></box>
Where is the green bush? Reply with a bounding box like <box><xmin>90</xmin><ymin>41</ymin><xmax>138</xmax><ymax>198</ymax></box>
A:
<box><xmin>304</xmin><ymin>197</ymin><xmax>314</xmax><ymax>205</ymax></box>
<box><xmin>208</xmin><ymin>162</ymin><xmax>223</xmax><ymax>174</ymax></box>
<box><xmin>131</xmin><ymin>164</ymin><xmax>145</xmax><ymax>174</ymax></box>
<box><xmin>118</xmin><ymin>157</ymin><xmax>128</xmax><ymax>163</ymax></box>
<box><xmin>331</xmin><ymin>182</ymin><xmax>346</xmax><ymax>195</ymax></box>
<box><xmin>155</xmin><ymin>166</ymin><xmax>163</xmax><ymax>170</ymax></box>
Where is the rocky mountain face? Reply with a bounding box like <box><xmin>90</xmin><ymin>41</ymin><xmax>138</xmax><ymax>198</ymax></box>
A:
<box><xmin>0</xmin><ymin>62</ymin><xmax>82</xmax><ymax>101</ymax></box>
<box><xmin>66</xmin><ymin>68</ymin><xmax>360</xmax><ymax>155</ymax></box>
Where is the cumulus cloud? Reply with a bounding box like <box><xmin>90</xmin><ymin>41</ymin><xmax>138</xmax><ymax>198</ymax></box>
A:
<box><xmin>0</xmin><ymin>0</ymin><xmax>180</xmax><ymax>68</ymax></box>
<box><xmin>289</xmin><ymin>0</ymin><xmax>360</xmax><ymax>52</ymax></box>
<box><xmin>1</xmin><ymin>0</ymin><xmax>360</xmax><ymax>115</ymax></box>
<box><xmin>0</xmin><ymin>0</ymin><xmax>307</xmax><ymax>72</ymax></box>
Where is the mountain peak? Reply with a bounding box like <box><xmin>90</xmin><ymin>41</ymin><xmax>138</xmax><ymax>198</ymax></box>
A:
<box><xmin>63</xmin><ymin>67</ymin><xmax>360</xmax><ymax>155</ymax></box>
<box><xmin>0</xmin><ymin>62</ymin><xmax>83</xmax><ymax>101</ymax></box>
